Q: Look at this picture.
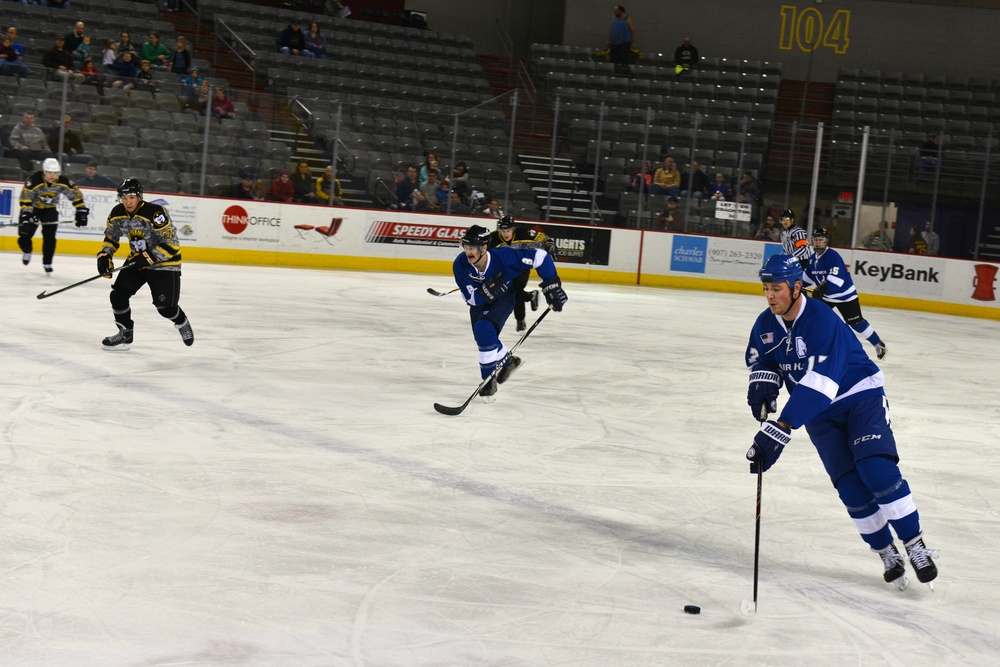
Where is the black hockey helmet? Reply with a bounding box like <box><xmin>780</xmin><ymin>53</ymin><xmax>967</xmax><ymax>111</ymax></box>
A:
<box><xmin>497</xmin><ymin>215</ymin><xmax>515</xmax><ymax>230</ymax></box>
<box><xmin>117</xmin><ymin>178</ymin><xmax>144</xmax><ymax>200</ymax></box>
<box><xmin>461</xmin><ymin>224</ymin><xmax>491</xmax><ymax>247</ymax></box>
<box><xmin>812</xmin><ymin>227</ymin><xmax>831</xmax><ymax>242</ymax></box>
<box><xmin>780</xmin><ymin>208</ymin><xmax>795</xmax><ymax>222</ymax></box>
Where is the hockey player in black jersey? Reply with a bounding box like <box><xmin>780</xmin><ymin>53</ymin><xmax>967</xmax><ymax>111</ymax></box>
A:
<box><xmin>97</xmin><ymin>178</ymin><xmax>194</xmax><ymax>350</ymax></box>
<box><xmin>18</xmin><ymin>157</ymin><xmax>89</xmax><ymax>273</ymax></box>
<box><xmin>488</xmin><ymin>215</ymin><xmax>558</xmax><ymax>332</ymax></box>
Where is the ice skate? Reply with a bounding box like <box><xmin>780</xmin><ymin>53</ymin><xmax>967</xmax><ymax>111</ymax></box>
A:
<box><xmin>480</xmin><ymin>377</ymin><xmax>498</xmax><ymax>403</ymax></box>
<box><xmin>43</xmin><ymin>264</ymin><xmax>53</xmax><ymax>274</ymax></box>
<box><xmin>22</xmin><ymin>253</ymin><xmax>30</xmax><ymax>266</ymax></box>
<box><xmin>874</xmin><ymin>542</ymin><xmax>909</xmax><ymax>591</ymax></box>
<box><xmin>497</xmin><ymin>356</ymin><xmax>522</xmax><ymax>384</ymax></box>
<box><xmin>516</xmin><ymin>319</ymin><xmax>526</xmax><ymax>332</ymax></box>
<box><xmin>175</xmin><ymin>319</ymin><xmax>194</xmax><ymax>346</ymax></box>
<box><xmin>102</xmin><ymin>323</ymin><xmax>133</xmax><ymax>351</ymax></box>
<box><xmin>530</xmin><ymin>290</ymin><xmax>540</xmax><ymax>312</ymax></box>
<box><xmin>875</xmin><ymin>341</ymin><xmax>888</xmax><ymax>360</ymax></box>
<box><xmin>904</xmin><ymin>534</ymin><xmax>938</xmax><ymax>588</ymax></box>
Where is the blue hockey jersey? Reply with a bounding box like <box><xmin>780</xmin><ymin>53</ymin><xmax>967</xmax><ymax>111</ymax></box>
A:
<box><xmin>807</xmin><ymin>247</ymin><xmax>858</xmax><ymax>303</ymax></box>
<box><xmin>453</xmin><ymin>245</ymin><xmax>557</xmax><ymax>307</ymax></box>
<box><xmin>746</xmin><ymin>296</ymin><xmax>884</xmax><ymax>429</ymax></box>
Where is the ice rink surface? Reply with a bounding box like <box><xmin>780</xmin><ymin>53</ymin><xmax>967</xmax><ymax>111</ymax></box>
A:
<box><xmin>1</xmin><ymin>252</ymin><xmax>998</xmax><ymax>666</ymax></box>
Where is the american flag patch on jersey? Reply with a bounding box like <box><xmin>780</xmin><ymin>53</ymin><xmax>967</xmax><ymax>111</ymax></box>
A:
<box><xmin>760</xmin><ymin>332</ymin><xmax>774</xmax><ymax>344</ymax></box>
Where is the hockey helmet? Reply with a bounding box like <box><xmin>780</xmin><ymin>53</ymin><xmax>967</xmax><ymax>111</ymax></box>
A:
<box><xmin>497</xmin><ymin>215</ymin><xmax>516</xmax><ymax>230</ymax></box>
<box><xmin>42</xmin><ymin>157</ymin><xmax>61</xmax><ymax>174</ymax></box>
<box><xmin>812</xmin><ymin>227</ymin><xmax>831</xmax><ymax>243</ymax></box>
<box><xmin>117</xmin><ymin>178</ymin><xmax>144</xmax><ymax>200</ymax></box>
<box><xmin>759</xmin><ymin>253</ymin><xmax>803</xmax><ymax>289</ymax></box>
<box><xmin>779</xmin><ymin>208</ymin><xmax>795</xmax><ymax>222</ymax></box>
<box><xmin>461</xmin><ymin>224</ymin><xmax>491</xmax><ymax>247</ymax></box>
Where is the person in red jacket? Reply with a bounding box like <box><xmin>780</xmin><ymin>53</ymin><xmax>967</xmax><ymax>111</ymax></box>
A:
<box><xmin>211</xmin><ymin>87</ymin><xmax>235</xmax><ymax>120</ymax></box>
<box><xmin>266</xmin><ymin>169</ymin><xmax>295</xmax><ymax>202</ymax></box>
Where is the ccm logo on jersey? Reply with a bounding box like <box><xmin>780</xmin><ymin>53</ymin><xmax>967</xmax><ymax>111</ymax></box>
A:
<box><xmin>853</xmin><ymin>434</ymin><xmax>883</xmax><ymax>445</ymax></box>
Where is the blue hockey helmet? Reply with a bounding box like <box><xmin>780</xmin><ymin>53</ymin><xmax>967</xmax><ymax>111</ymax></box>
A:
<box><xmin>759</xmin><ymin>253</ymin><xmax>803</xmax><ymax>289</ymax></box>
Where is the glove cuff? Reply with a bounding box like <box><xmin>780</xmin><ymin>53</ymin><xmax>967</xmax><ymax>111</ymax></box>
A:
<box><xmin>758</xmin><ymin>420</ymin><xmax>791</xmax><ymax>445</ymax></box>
<box><xmin>749</xmin><ymin>370</ymin><xmax>781</xmax><ymax>386</ymax></box>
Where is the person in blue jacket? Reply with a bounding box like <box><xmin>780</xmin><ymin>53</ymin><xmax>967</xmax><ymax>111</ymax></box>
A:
<box><xmin>745</xmin><ymin>254</ymin><xmax>937</xmax><ymax>590</ymax></box>
<box><xmin>452</xmin><ymin>224</ymin><xmax>567</xmax><ymax>401</ymax></box>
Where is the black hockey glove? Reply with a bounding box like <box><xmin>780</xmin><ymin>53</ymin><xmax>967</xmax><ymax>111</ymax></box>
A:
<box><xmin>75</xmin><ymin>206</ymin><xmax>90</xmax><ymax>227</ymax></box>
<box><xmin>544</xmin><ymin>241</ymin><xmax>558</xmax><ymax>259</ymax></box>
<box><xmin>478</xmin><ymin>272</ymin><xmax>509</xmax><ymax>304</ymax></box>
<box><xmin>19</xmin><ymin>208</ymin><xmax>36</xmax><ymax>226</ymax></box>
<box><xmin>127</xmin><ymin>250</ymin><xmax>155</xmax><ymax>270</ymax></box>
<box><xmin>747</xmin><ymin>370</ymin><xmax>782</xmax><ymax>421</ymax></box>
<box><xmin>97</xmin><ymin>249</ymin><xmax>114</xmax><ymax>277</ymax></box>
<box><xmin>746</xmin><ymin>420</ymin><xmax>791</xmax><ymax>474</ymax></box>
<box><xmin>811</xmin><ymin>281</ymin><xmax>828</xmax><ymax>300</ymax></box>
<box><xmin>540</xmin><ymin>277</ymin><xmax>567</xmax><ymax>312</ymax></box>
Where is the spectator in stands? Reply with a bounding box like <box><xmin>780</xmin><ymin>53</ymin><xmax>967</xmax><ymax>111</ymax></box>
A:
<box><xmin>303</xmin><ymin>21</ymin><xmax>327</xmax><ymax>59</ymax></box>
<box><xmin>412</xmin><ymin>189</ymin><xmax>435</xmax><ymax>213</ymax></box>
<box><xmin>182</xmin><ymin>80</ymin><xmax>211</xmax><ymax>116</ymax></box>
<box><xmin>906</xmin><ymin>225</ymin><xmax>928</xmax><ymax>254</ymax></box>
<box><xmin>419</xmin><ymin>168</ymin><xmax>442</xmax><ymax>205</ymax></box>
<box><xmin>179</xmin><ymin>66</ymin><xmax>204</xmax><ymax>94</ymax></box>
<box><xmin>169</xmin><ymin>35</ymin><xmax>192</xmax><ymax>75</ymax></box>
<box><xmin>394</xmin><ymin>165</ymin><xmax>419</xmax><ymax>210</ymax></box>
<box><xmin>738</xmin><ymin>171</ymin><xmax>759</xmax><ymax>202</ymax></box>
<box><xmin>651</xmin><ymin>156</ymin><xmax>681</xmax><ymax>197</ymax></box>
<box><xmin>655</xmin><ymin>196</ymin><xmax>684</xmax><ymax>232</ymax></box>
<box><xmin>446</xmin><ymin>190</ymin><xmax>472</xmax><ymax>215</ymax></box>
<box><xmin>708</xmin><ymin>172</ymin><xmax>732</xmax><ymax>201</ymax></box>
<box><xmin>252</xmin><ymin>179</ymin><xmax>267</xmax><ymax>201</ymax></box>
<box><xmin>117</xmin><ymin>31</ymin><xmax>137</xmax><ymax>59</ymax></box>
<box><xmin>607</xmin><ymin>5</ymin><xmax>636</xmax><ymax>77</ymax></box>
<box><xmin>681</xmin><ymin>160</ymin><xmax>710</xmax><ymax>199</ymax></box>
<box><xmin>922</xmin><ymin>220</ymin><xmax>940</xmax><ymax>255</ymax></box>
<box><xmin>483</xmin><ymin>198</ymin><xmax>502</xmax><ymax>218</ymax></box>
<box><xmin>133</xmin><ymin>59</ymin><xmax>157</xmax><ymax>92</ymax></box>
<box><xmin>278</xmin><ymin>20</ymin><xmax>307</xmax><ymax>56</ymax></box>
<box><xmin>64</xmin><ymin>21</ymin><xmax>85</xmax><ymax>59</ymax></box>
<box><xmin>142</xmin><ymin>31</ymin><xmax>171</xmax><ymax>71</ymax></box>
<box><xmin>232</xmin><ymin>171</ymin><xmax>254</xmax><ymax>199</ymax></box>
<box><xmin>419</xmin><ymin>152</ymin><xmax>438</xmax><ymax>183</ymax></box>
<box><xmin>47</xmin><ymin>0</ymin><xmax>71</xmax><ymax>9</ymax></box>
<box><xmin>291</xmin><ymin>161</ymin><xmax>317</xmax><ymax>203</ymax></box>
<box><xmin>76</xmin><ymin>161</ymin><xmax>117</xmax><ymax>189</ymax></box>
<box><xmin>211</xmin><ymin>87</ymin><xmax>236</xmax><ymax>121</ymax></box>
<box><xmin>79</xmin><ymin>56</ymin><xmax>105</xmax><ymax>95</ymax></box>
<box><xmin>916</xmin><ymin>133</ymin><xmax>939</xmax><ymax>184</ymax></box>
<box><xmin>628</xmin><ymin>162</ymin><xmax>652</xmax><ymax>195</ymax></box>
<box><xmin>108</xmin><ymin>50</ymin><xmax>139</xmax><ymax>89</ymax></box>
<box><xmin>9</xmin><ymin>111</ymin><xmax>55</xmax><ymax>173</ymax></box>
<box><xmin>74</xmin><ymin>34</ymin><xmax>95</xmax><ymax>64</ymax></box>
<box><xmin>754</xmin><ymin>214</ymin><xmax>781</xmax><ymax>241</ymax></box>
<box><xmin>0</xmin><ymin>33</ymin><xmax>29</xmax><ymax>79</ymax></box>
<box><xmin>674</xmin><ymin>36</ymin><xmax>699</xmax><ymax>73</ymax></box>
<box><xmin>266</xmin><ymin>169</ymin><xmax>295</xmax><ymax>202</ymax></box>
<box><xmin>43</xmin><ymin>35</ymin><xmax>84</xmax><ymax>83</ymax></box>
<box><xmin>102</xmin><ymin>39</ymin><xmax>118</xmax><ymax>69</ymax></box>
<box><xmin>436</xmin><ymin>178</ymin><xmax>452</xmax><ymax>209</ymax></box>
<box><xmin>862</xmin><ymin>220</ymin><xmax>892</xmax><ymax>250</ymax></box>
<box><xmin>4</xmin><ymin>28</ymin><xmax>26</xmax><ymax>64</ymax></box>
<box><xmin>48</xmin><ymin>114</ymin><xmax>94</xmax><ymax>164</ymax></box>
<box><xmin>316</xmin><ymin>165</ymin><xmax>343</xmax><ymax>206</ymax></box>
<box><xmin>451</xmin><ymin>161</ymin><xmax>470</xmax><ymax>200</ymax></box>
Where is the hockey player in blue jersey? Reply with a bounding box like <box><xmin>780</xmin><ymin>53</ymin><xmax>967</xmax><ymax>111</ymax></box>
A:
<box><xmin>745</xmin><ymin>254</ymin><xmax>937</xmax><ymax>590</ymax></box>
<box><xmin>807</xmin><ymin>228</ymin><xmax>887</xmax><ymax>360</ymax></box>
<box><xmin>452</xmin><ymin>224</ymin><xmax>567</xmax><ymax>401</ymax></box>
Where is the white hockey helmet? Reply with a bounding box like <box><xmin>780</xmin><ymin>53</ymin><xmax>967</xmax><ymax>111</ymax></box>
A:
<box><xmin>42</xmin><ymin>158</ymin><xmax>61</xmax><ymax>174</ymax></box>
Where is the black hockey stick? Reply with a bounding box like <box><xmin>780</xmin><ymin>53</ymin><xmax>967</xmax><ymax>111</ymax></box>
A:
<box><xmin>0</xmin><ymin>220</ymin><xmax>77</xmax><ymax>228</ymax></box>
<box><xmin>434</xmin><ymin>307</ymin><xmax>551</xmax><ymax>416</ymax></box>
<box><xmin>427</xmin><ymin>287</ymin><xmax>459</xmax><ymax>297</ymax></box>
<box><xmin>37</xmin><ymin>261</ymin><xmax>139</xmax><ymax>300</ymax></box>
<box><xmin>750</xmin><ymin>466</ymin><xmax>762</xmax><ymax>615</ymax></box>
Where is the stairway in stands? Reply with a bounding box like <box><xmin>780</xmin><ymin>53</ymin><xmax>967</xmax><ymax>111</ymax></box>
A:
<box><xmin>767</xmin><ymin>80</ymin><xmax>835</xmax><ymax>182</ymax></box>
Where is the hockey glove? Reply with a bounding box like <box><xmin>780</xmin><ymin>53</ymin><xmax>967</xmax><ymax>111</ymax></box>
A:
<box><xmin>75</xmin><ymin>206</ymin><xmax>90</xmax><ymax>227</ymax></box>
<box><xmin>19</xmin><ymin>208</ymin><xmax>36</xmax><ymax>226</ymax></box>
<box><xmin>811</xmin><ymin>281</ymin><xmax>828</xmax><ymax>300</ymax></box>
<box><xmin>540</xmin><ymin>277</ymin><xmax>567</xmax><ymax>312</ymax></box>
<box><xmin>127</xmin><ymin>251</ymin><xmax>155</xmax><ymax>270</ymax></box>
<box><xmin>97</xmin><ymin>250</ymin><xmax>114</xmax><ymax>277</ymax></box>
<box><xmin>544</xmin><ymin>241</ymin><xmax>558</xmax><ymax>259</ymax></box>
<box><xmin>478</xmin><ymin>273</ymin><xmax>509</xmax><ymax>304</ymax></box>
<box><xmin>747</xmin><ymin>370</ymin><xmax>782</xmax><ymax>421</ymax></box>
<box><xmin>746</xmin><ymin>420</ymin><xmax>791</xmax><ymax>474</ymax></box>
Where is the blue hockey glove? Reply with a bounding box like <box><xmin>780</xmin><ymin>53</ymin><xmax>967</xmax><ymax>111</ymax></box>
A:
<box><xmin>747</xmin><ymin>370</ymin><xmax>782</xmax><ymax>421</ymax></box>
<box><xmin>19</xmin><ymin>208</ymin><xmax>36</xmax><ymax>226</ymax></box>
<box><xmin>746</xmin><ymin>420</ymin><xmax>791</xmax><ymax>474</ymax></box>
<box><xmin>75</xmin><ymin>206</ymin><xmax>90</xmax><ymax>227</ymax></box>
<box><xmin>478</xmin><ymin>273</ymin><xmax>509</xmax><ymax>304</ymax></box>
<box><xmin>127</xmin><ymin>250</ymin><xmax>155</xmax><ymax>270</ymax></box>
<box><xmin>540</xmin><ymin>277</ymin><xmax>567</xmax><ymax>312</ymax></box>
<box><xmin>97</xmin><ymin>249</ymin><xmax>114</xmax><ymax>277</ymax></box>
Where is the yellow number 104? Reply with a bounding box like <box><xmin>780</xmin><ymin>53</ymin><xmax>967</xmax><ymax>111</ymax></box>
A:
<box><xmin>779</xmin><ymin>5</ymin><xmax>850</xmax><ymax>54</ymax></box>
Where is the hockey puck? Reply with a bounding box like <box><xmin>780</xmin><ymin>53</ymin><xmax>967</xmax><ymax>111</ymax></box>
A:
<box><xmin>683</xmin><ymin>605</ymin><xmax>701</xmax><ymax>615</ymax></box>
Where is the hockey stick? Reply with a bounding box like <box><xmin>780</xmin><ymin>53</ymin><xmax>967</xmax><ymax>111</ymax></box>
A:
<box><xmin>427</xmin><ymin>287</ymin><xmax>459</xmax><ymax>297</ymax></box>
<box><xmin>36</xmin><ymin>261</ymin><xmax>138</xmax><ymax>300</ymax></box>
<box><xmin>434</xmin><ymin>307</ymin><xmax>551</xmax><ymax>416</ymax></box>
<box><xmin>749</xmin><ymin>466</ymin><xmax>763</xmax><ymax>616</ymax></box>
<box><xmin>0</xmin><ymin>220</ymin><xmax>77</xmax><ymax>228</ymax></box>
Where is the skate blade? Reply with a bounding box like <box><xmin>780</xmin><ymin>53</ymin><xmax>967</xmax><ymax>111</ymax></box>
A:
<box><xmin>892</xmin><ymin>574</ymin><xmax>910</xmax><ymax>591</ymax></box>
<box><xmin>102</xmin><ymin>344</ymin><xmax>131</xmax><ymax>352</ymax></box>
<box><xmin>481</xmin><ymin>394</ymin><xmax>496</xmax><ymax>404</ymax></box>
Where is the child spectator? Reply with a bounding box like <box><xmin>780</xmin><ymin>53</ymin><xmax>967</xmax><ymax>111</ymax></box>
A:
<box><xmin>266</xmin><ymin>170</ymin><xmax>295</xmax><ymax>202</ymax></box>
<box><xmin>211</xmin><ymin>87</ymin><xmax>236</xmax><ymax>120</ymax></box>
<box><xmin>169</xmin><ymin>35</ymin><xmax>191</xmax><ymax>75</ymax></box>
<box><xmin>74</xmin><ymin>34</ymin><xmax>94</xmax><ymax>63</ymax></box>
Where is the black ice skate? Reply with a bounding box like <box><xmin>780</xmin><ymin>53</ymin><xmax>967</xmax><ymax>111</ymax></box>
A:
<box><xmin>43</xmin><ymin>264</ymin><xmax>53</xmax><ymax>274</ymax></box>
<box><xmin>102</xmin><ymin>324</ymin><xmax>134</xmax><ymax>351</ymax></box>
<box><xmin>904</xmin><ymin>534</ymin><xmax>939</xmax><ymax>588</ymax></box>
<box><xmin>874</xmin><ymin>542</ymin><xmax>909</xmax><ymax>591</ymax></box>
<box><xmin>497</xmin><ymin>356</ymin><xmax>522</xmax><ymax>384</ymax></box>
<box><xmin>516</xmin><ymin>319</ymin><xmax>526</xmax><ymax>332</ymax></box>
<box><xmin>22</xmin><ymin>253</ymin><xmax>30</xmax><ymax>266</ymax></box>
<box><xmin>529</xmin><ymin>290</ymin><xmax>540</xmax><ymax>312</ymax></box>
<box><xmin>875</xmin><ymin>341</ymin><xmax>888</xmax><ymax>360</ymax></box>
<box><xmin>480</xmin><ymin>377</ymin><xmax>498</xmax><ymax>403</ymax></box>
<box><xmin>175</xmin><ymin>319</ymin><xmax>194</xmax><ymax>346</ymax></box>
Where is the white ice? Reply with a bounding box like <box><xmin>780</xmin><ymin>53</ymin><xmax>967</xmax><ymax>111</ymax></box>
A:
<box><xmin>1</xmin><ymin>253</ymin><xmax>998</xmax><ymax>666</ymax></box>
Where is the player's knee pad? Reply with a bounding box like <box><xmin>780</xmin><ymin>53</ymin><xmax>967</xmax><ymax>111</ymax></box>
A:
<box><xmin>856</xmin><ymin>455</ymin><xmax>904</xmax><ymax>498</ymax></box>
<box><xmin>110</xmin><ymin>288</ymin><xmax>130</xmax><ymax>311</ymax></box>
<box><xmin>472</xmin><ymin>318</ymin><xmax>499</xmax><ymax>347</ymax></box>
<box><xmin>835</xmin><ymin>469</ymin><xmax>877</xmax><ymax>514</ymax></box>
<box><xmin>156</xmin><ymin>305</ymin><xmax>180</xmax><ymax>321</ymax></box>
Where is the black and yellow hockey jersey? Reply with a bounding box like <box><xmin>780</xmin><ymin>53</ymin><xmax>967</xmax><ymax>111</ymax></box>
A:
<box><xmin>102</xmin><ymin>200</ymin><xmax>182</xmax><ymax>272</ymax></box>
<box><xmin>488</xmin><ymin>225</ymin><xmax>555</xmax><ymax>253</ymax></box>
<box><xmin>20</xmin><ymin>172</ymin><xmax>86</xmax><ymax>214</ymax></box>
